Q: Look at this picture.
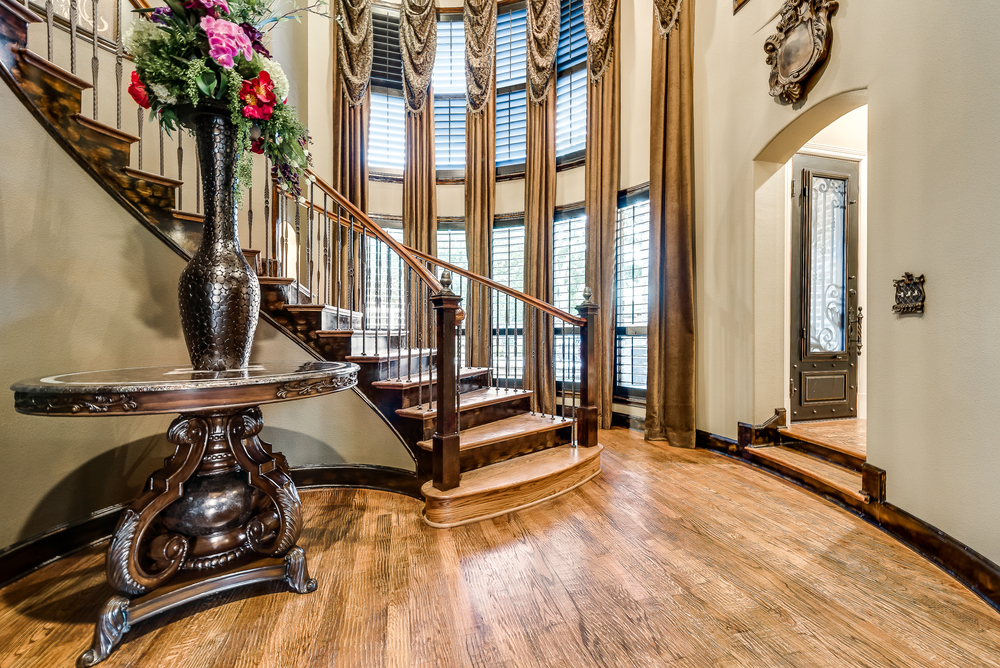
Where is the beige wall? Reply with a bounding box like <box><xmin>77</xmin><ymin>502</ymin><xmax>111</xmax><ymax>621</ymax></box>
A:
<box><xmin>696</xmin><ymin>0</ymin><xmax>1000</xmax><ymax>561</ymax></box>
<box><xmin>0</xmin><ymin>83</ymin><xmax>413</xmax><ymax>551</ymax></box>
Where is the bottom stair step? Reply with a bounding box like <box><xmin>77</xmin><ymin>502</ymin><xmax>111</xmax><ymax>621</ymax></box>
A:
<box><xmin>747</xmin><ymin>445</ymin><xmax>867</xmax><ymax>505</ymax></box>
<box><xmin>421</xmin><ymin>444</ymin><xmax>603</xmax><ymax>528</ymax></box>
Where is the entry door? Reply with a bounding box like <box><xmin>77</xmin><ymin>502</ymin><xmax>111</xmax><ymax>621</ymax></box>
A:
<box><xmin>790</xmin><ymin>154</ymin><xmax>860</xmax><ymax>422</ymax></box>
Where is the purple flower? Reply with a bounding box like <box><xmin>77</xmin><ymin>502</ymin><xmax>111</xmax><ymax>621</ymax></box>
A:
<box><xmin>239</xmin><ymin>22</ymin><xmax>272</xmax><ymax>59</ymax></box>
<box><xmin>149</xmin><ymin>7</ymin><xmax>173</xmax><ymax>24</ymax></box>
<box><xmin>200</xmin><ymin>15</ymin><xmax>252</xmax><ymax>69</ymax></box>
<box><xmin>184</xmin><ymin>0</ymin><xmax>229</xmax><ymax>15</ymax></box>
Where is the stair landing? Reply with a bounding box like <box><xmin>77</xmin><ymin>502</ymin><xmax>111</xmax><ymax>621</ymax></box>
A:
<box><xmin>780</xmin><ymin>418</ymin><xmax>866</xmax><ymax>461</ymax></box>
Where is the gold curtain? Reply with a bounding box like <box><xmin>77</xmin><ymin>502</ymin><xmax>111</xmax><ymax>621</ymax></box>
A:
<box><xmin>331</xmin><ymin>0</ymin><xmax>372</xmax><ymax>310</ymax></box>
<box><xmin>523</xmin><ymin>0</ymin><xmax>559</xmax><ymax>414</ymax></box>
<box><xmin>400</xmin><ymin>0</ymin><xmax>437</xmax><ymax>255</ymax></box>
<box><xmin>464</xmin><ymin>0</ymin><xmax>496</xmax><ymax>368</ymax></box>
<box><xmin>584</xmin><ymin>0</ymin><xmax>619</xmax><ymax>429</ymax></box>
<box><xmin>646</xmin><ymin>0</ymin><xmax>694</xmax><ymax>447</ymax></box>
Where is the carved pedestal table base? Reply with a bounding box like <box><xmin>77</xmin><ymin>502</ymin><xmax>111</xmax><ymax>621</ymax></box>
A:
<box><xmin>11</xmin><ymin>361</ymin><xmax>359</xmax><ymax>667</ymax></box>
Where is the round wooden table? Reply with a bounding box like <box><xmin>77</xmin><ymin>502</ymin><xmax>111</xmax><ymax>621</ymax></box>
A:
<box><xmin>11</xmin><ymin>361</ymin><xmax>359</xmax><ymax>667</ymax></box>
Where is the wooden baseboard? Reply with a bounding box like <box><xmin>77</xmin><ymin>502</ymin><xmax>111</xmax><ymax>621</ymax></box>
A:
<box><xmin>695</xmin><ymin>429</ymin><xmax>739</xmax><ymax>455</ymax></box>
<box><xmin>0</xmin><ymin>465</ymin><xmax>423</xmax><ymax>588</ymax></box>
<box><xmin>611</xmin><ymin>411</ymin><xmax>645</xmax><ymax>432</ymax></box>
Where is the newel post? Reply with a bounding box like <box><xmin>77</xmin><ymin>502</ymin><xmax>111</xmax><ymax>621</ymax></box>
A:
<box><xmin>430</xmin><ymin>271</ymin><xmax>462</xmax><ymax>490</ymax></box>
<box><xmin>576</xmin><ymin>287</ymin><xmax>599</xmax><ymax>449</ymax></box>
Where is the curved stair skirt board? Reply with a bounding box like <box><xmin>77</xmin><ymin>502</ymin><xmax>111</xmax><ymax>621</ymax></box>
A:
<box><xmin>422</xmin><ymin>468</ymin><xmax>602</xmax><ymax>529</ymax></box>
<box><xmin>421</xmin><ymin>444</ymin><xmax>604</xmax><ymax>528</ymax></box>
<box><xmin>695</xmin><ymin>429</ymin><xmax>1000</xmax><ymax>615</ymax></box>
<box><xmin>0</xmin><ymin>464</ymin><xmax>423</xmax><ymax>589</ymax></box>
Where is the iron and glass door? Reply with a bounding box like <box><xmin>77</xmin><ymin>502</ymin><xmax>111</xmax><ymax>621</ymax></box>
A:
<box><xmin>790</xmin><ymin>154</ymin><xmax>860</xmax><ymax>422</ymax></box>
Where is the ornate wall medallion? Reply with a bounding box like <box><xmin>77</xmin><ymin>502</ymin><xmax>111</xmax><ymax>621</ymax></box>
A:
<box><xmin>892</xmin><ymin>273</ymin><xmax>925</xmax><ymax>314</ymax></box>
<box><xmin>764</xmin><ymin>0</ymin><xmax>838</xmax><ymax>104</ymax></box>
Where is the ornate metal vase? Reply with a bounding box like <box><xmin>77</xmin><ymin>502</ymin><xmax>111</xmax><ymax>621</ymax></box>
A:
<box><xmin>178</xmin><ymin>108</ymin><xmax>260</xmax><ymax>371</ymax></box>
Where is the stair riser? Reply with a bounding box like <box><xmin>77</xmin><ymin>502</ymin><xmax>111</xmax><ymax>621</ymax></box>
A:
<box><xmin>406</xmin><ymin>393</ymin><xmax>532</xmax><ymax>442</ymax></box>
<box><xmin>350</xmin><ymin>355</ymin><xmax>434</xmax><ymax>385</ymax></box>
<box><xmin>780</xmin><ymin>437</ymin><xmax>865</xmax><ymax>471</ymax></box>
<box><xmin>350</xmin><ymin>332</ymin><xmax>408</xmax><ymax>355</ymax></box>
<box><xmin>744</xmin><ymin>451</ymin><xmax>866</xmax><ymax>512</ymax></box>
<box><xmin>458</xmin><ymin>422</ymin><xmax>573</xmax><ymax>472</ymax></box>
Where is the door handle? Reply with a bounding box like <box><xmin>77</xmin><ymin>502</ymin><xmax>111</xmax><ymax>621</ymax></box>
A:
<box><xmin>848</xmin><ymin>305</ymin><xmax>864</xmax><ymax>356</ymax></box>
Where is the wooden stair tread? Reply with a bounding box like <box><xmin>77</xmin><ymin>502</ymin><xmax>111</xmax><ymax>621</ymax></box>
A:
<box><xmin>749</xmin><ymin>445</ymin><xmax>866</xmax><ymax>502</ymax></box>
<box><xmin>122</xmin><ymin>166</ymin><xmax>182</xmax><ymax>188</ymax></box>
<box><xmin>18</xmin><ymin>49</ymin><xmax>90</xmax><ymax>90</ymax></box>
<box><xmin>316</xmin><ymin>329</ymin><xmax>354</xmax><ymax>338</ymax></box>
<box><xmin>416</xmin><ymin>412</ymin><xmax>569</xmax><ymax>452</ymax></box>
<box><xmin>171</xmin><ymin>209</ymin><xmax>204</xmax><ymax>222</ymax></box>
<box><xmin>73</xmin><ymin>114</ymin><xmax>139</xmax><ymax>144</ymax></box>
<box><xmin>399</xmin><ymin>387</ymin><xmax>530</xmax><ymax>420</ymax></box>
<box><xmin>371</xmin><ymin>366</ymin><xmax>489</xmax><ymax>390</ymax></box>
<box><xmin>258</xmin><ymin>276</ymin><xmax>295</xmax><ymax>286</ymax></box>
<box><xmin>5</xmin><ymin>0</ymin><xmax>42</xmax><ymax>24</ymax></box>
<box><xmin>421</xmin><ymin>444</ymin><xmax>603</xmax><ymax>527</ymax></box>
<box><xmin>780</xmin><ymin>419</ymin><xmax>866</xmax><ymax>460</ymax></box>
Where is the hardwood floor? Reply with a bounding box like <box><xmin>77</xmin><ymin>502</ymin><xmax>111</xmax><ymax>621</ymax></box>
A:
<box><xmin>2</xmin><ymin>427</ymin><xmax>999</xmax><ymax>667</ymax></box>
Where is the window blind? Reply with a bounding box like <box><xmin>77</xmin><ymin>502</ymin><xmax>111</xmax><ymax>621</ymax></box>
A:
<box><xmin>432</xmin><ymin>20</ymin><xmax>466</xmax><ymax>95</ymax></box>
<box><xmin>553</xmin><ymin>211</ymin><xmax>586</xmax><ymax>384</ymax></box>
<box><xmin>555</xmin><ymin>68</ymin><xmax>586</xmax><ymax>157</ymax></box>
<box><xmin>496</xmin><ymin>7</ymin><xmax>527</xmax><ymax>88</ymax></box>
<box><xmin>371</xmin><ymin>8</ymin><xmax>403</xmax><ymax>90</ymax></box>
<box><xmin>556</xmin><ymin>0</ymin><xmax>586</xmax><ymax>72</ymax></box>
<box><xmin>614</xmin><ymin>197</ymin><xmax>650</xmax><ymax>395</ymax></box>
<box><xmin>496</xmin><ymin>6</ymin><xmax>527</xmax><ymax>170</ymax></box>
<box><xmin>434</xmin><ymin>96</ymin><xmax>467</xmax><ymax>170</ymax></box>
<box><xmin>496</xmin><ymin>88</ymin><xmax>528</xmax><ymax>166</ymax></box>
<box><xmin>491</xmin><ymin>222</ymin><xmax>525</xmax><ymax>382</ymax></box>
<box><xmin>369</xmin><ymin>91</ymin><xmax>406</xmax><ymax>171</ymax></box>
<box><xmin>437</xmin><ymin>228</ymin><xmax>468</xmax><ymax>271</ymax></box>
<box><xmin>433</xmin><ymin>19</ymin><xmax>466</xmax><ymax>170</ymax></box>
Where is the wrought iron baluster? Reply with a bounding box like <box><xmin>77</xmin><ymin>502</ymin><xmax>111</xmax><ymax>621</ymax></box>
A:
<box><xmin>263</xmin><ymin>159</ymin><xmax>270</xmax><ymax>271</ymax></box>
<box><xmin>294</xmin><ymin>201</ymin><xmax>301</xmax><ymax>304</ymax></box>
<box><xmin>573</xmin><ymin>324</ymin><xmax>579</xmax><ymax>446</ymax></box>
<box><xmin>407</xmin><ymin>266</ymin><xmax>413</xmax><ymax>381</ymax></box>
<box><xmin>90</xmin><ymin>0</ymin><xmax>98</xmax><ymax>118</ymax></box>
<box><xmin>505</xmin><ymin>293</ymin><xmax>510</xmax><ymax>393</ymax></box>
<box><xmin>322</xmin><ymin>195</ymin><xmax>329</xmax><ymax>306</ymax></box>
<box><xmin>115</xmin><ymin>0</ymin><xmax>122</xmax><ymax>129</ymax></box>
<box><xmin>158</xmin><ymin>125</ymin><xmax>164</xmax><ymax>176</ymax></box>
<box><xmin>247</xmin><ymin>179</ymin><xmax>253</xmax><ymax>252</ymax></box>
<box><xmin>136</xmin><ymin>107</ymin><xmax>143</xmax><ymax>169</ymax></box>
<box><xmin>551</xmin><ymin>314</ymin><xmax>557</xmax><ymax>420</ymax></box>
<box><xmin>176</xmin><ymin>131</ymin><xmax>183</xmax><ymax>210</ymax></box>
<box><xmin>360</xmin><ymin>225</ymin><xmax>367</xmax><ymax>352</ymax></box>
<box><xmin>195</xmin><ymin>143</ymin><xmax>201</xmax><ymax>213</ymax></box>
<box><xmin>396</xmin><ymin>256</ymin><xmax>403</xmax><ymax>380</ymax></box>
<box><xmin>385</xmin><ymin>247</ymin><xmax>392</xmax><ymax>371</ymax></box>
<box><xmin>45</xmin><ymin>0</ymin><xmax>53</xmax><ymax>62</ymax></box>
<box><xmin>307</xmin><ymin>182</ymin><xmax>314</xmax><ymax>302</ymax></box>
<box><xmin>561</xmin><ymin>317</ymin><xmax>567</xmax><ymax>421</ymax></box>
<box><xmin>348</xmin><ymin>217</ymin><xmax>355</xmax><ymax>318</ymax></box>
<box><xmin>69</xmin><ymin>0</ymin><xmax>77</xmax><ymax>73</ymax></box>
<box><xmin>335</xmin><ymin>206</ymin><xmax>342</xmax><ymax>328</ymax></box>
<box><xmin>417</xmin><ymin>280</ymin><xmax>424</xmax><ymax>408</ymax></box>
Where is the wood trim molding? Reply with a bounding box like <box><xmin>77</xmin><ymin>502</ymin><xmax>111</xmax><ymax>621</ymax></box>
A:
<box><xmin>695</xmin><ymin>429</ymin><xmax>739</xmax><ymax>455</ymax></box>
<box><xmin>736</xmin><ymin>407</ymin><xmax>786</xmax><ymax>453</ymax></box>
<box><xmin>0</xmin><ymin>466</ymin><xmax>423</xmax><ymax>588</ymax></box>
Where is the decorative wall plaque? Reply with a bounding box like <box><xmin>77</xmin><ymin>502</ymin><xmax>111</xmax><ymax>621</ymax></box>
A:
<box><xmin>892</xmin><ymin>273</ymin><xmax>925</xmax><ymax>314</ymax></box>
<box><xmin>764</xmin><ymin>0</ymin><xmax>838</xmax><ymax>104</ymax></box>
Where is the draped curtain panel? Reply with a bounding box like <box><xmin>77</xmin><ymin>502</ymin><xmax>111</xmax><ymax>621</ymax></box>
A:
<box><xmin>400</xmin><ymin>0</ymin><xmax>438</xmax><ymax>254</ymax></box>
<box><xmin>331</xmin><ymin>0</ymin><xmax>372</xmax><ymax>309</ymax></box>
<box><xmin>584</xmin><ymin>0</ymin><xmax>620</xmax><ymax>430</ymax></box>
<box><xmin>646</xmin><ymin>0</ymin><xmax>694</xmax><ymax>447</ymax></box>
<box><xmin>523</xmin><ymin>0</ymin><xmax>559</xmax><ymax>414</ymax></box>
<box><xmin>464</xmin><ymin>0</ymin><xmax>496</xmax><ymax>367</ymax></box>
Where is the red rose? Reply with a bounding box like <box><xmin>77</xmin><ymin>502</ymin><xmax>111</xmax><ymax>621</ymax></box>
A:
<box><xmin>251</xmin><ymin>137</ymin><xmax>265</xmax><ymax>154</ymax></box>
<box><xmin>128</xmin><ymin>71</ymin><xmax>150</xmax><ymax>109</ymax></box>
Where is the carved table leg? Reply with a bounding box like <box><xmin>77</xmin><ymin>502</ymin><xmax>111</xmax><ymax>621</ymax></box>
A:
<box><xmin>77</xmin><ymin>596</ymin><xmax>130</xmax><ymax>667</ymax></box>
<box><xmin>284</xmin><ymin>546</ymin><xmax>318</xmax><ymax>594</ymax></box>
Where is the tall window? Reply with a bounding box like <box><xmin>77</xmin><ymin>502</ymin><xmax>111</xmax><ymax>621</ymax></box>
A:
<box><xmin>555</xmin><ymin>0</ymin><xmax>586</xmax><ymax>160</ymax></box>
<box><xmin>437</xmin><ymin>225</ymin><xmax>468</xmax><ymax>271</ymax></box>
<box><xmin>492</xmin><ymin>219</ymin><xmax>525</xmax><ymax>383</ymax></box>
<box><xmin>370</xmin><ymin>8</ymin><xmax>405</xmax><ymax>172</ymax></box>
<box><xmin>614</xmin><ymin>195</ymin><xmax>650</xmax><ymax>398</ymax></box>
<box><xmin>553</xmin><ymin>209</ymin><xmax>586</xmax><ymax>384</ymax></box>
<box><xmin>364</xmin><ymin>223</ymin><xmax>406</xmax><ymax>330</ymax></box>
<box><xmin>434</xmin><ymin>17</ymin><xmax>466</xmax><ymax>172</ymax></box>
<box><xmin>496</xmin><ymin>4</ymin><xmax>528</xmax><ymax>172</ymax></box>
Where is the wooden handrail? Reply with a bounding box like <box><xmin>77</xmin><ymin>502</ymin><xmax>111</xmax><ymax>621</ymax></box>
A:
<box><xmin>129</xmin><ymin>0</ymin><xmax>151</xmax><ymax>9</ymax></box>
<box><xmin>305</xmin><ymin>170</ymin><xmax>442</xmax><ymax>293</ymax></box>
<box><xmin>406</xmin><ymin>247</ymin><xmax>587</xmax><ymax>327</ymax></box>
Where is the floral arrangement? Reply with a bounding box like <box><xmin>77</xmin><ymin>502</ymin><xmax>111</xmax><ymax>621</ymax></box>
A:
<box><xmin>126</xmin><ymin>0</ymin><xmax>327</xmax><ymax>197</ymax></box>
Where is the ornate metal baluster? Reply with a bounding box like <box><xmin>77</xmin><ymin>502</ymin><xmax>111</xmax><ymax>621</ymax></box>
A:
<box><xmin>136</xmin><ymin>107</ymin><xmax>143</xmax><ymax>168</ymax></box>
<box><xmin>45</xmin><ymin>0</ymin><xmax>53</xmax><ymax>62</ymax></box>
<box><xmin>176</xmin><ymin>132</ymin><xmax>183</xmax><ymax>210</ymax></box>
<box><xmin>505</xmin><ymin>292</ymin><xmax>510</xmax><ymax>393</ymax></box>
<box><xmin>115</xmin><ymin>0</ymin><xmax>121</xmax><ymax>129</ymax></box>
<box><xmin>317</xmin><ymin>195</ymin><xmax>323</xmax><ymax>307</ymax></box>
<box><xmin>335</xmin><ymin>206</ymin><xmax>342</xmax><ymax>327</ymax></box>
<box><xmin>281</xmin><ymin>196</ymin><xmax>288</xmax><ymax>279</ymax></box>
<box><xmin>374</xmin><ymin>235</ymin><xmax>381</xmax><ymax>353</ymax></box>
<box><xmin>70</xmin><ymin>0</ymin><xmax>77</xmax><ymax>73</ymax></box>
<box><xmin>263</xmin><ymin>159</ymin><xmax>270</xmax><ymax>271</ymax></box>
<box><xmin>91</xmin><ymin>0</ymin><xmax>98</xmax><ymax>118</ymax></box>
<box><xmin>360</xmin><ymin>225</ymin><xmax>367</xmax><ymax>353</ymax></box>
<box><xmin>158</xmin><ymin>125</ymin><xmax>164</xmax><ymax>176</ymax></box>
<box><xmin>195</xmin><ymin>144</ymin><xmax>201</xmax><ymax>213</ymax></box>
<box><xmin>551</xmin><ymin>313</ymin><xmax>557</xmax><ymax>421</ymax></box>
<box><xmin>385</xmin><ymin>246</ymin><xmax>391</xmax><ymax>369</ymax></box>
<box><xmin>294</xmin><ymin>201</ymin><xmax>301</xmax><ymax>304</ymax></box>
<box><xmin>406</xmin><ymin>266</ymin><xmax>413</xmax><ymax>380</ymax></box>
<box><xmin>322</xmin><ymin>195</ymin><xmax>329</xmax><ymax>305</ymax></box>
<box><xmin>396</xmin><ymin>257</ymin><xmax>403</xmax><ymax>380</ymax></box>
<box><xmin>573</xmin><ymin>324</ymin><xmax>579</xmax><ymax>445</ymax></box>
<box><xmin>561</xmin><ymin>317</ymin><xmax>567</xmax><ymax>421</ymax></box>
<box><xmin>307</xmin><ymin>182</ymin><xmax>314</xmax><ymax>302</ymax></box>
<box><xmin>247</xmin><ymin>179</ymin><xmax>253</xmax><ymax>251</ymax></box>
<box><xmin>417</xmin><ymin>280</ymin><xmax>424</xmax><ymax>408</ymax></box>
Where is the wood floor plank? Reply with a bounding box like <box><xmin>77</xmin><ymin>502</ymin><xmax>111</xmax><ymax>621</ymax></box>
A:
<box><xmin>1</xmin><ymin>427</ymin><xmax>999</xmax><ymax>667</ymax></box>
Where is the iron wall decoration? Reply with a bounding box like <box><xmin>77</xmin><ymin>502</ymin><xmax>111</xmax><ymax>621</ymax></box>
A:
<box><xmin>764</xmin><ymin>0</ymin><xmax>838</xmax><ymax>104</ymax></box>
<box><xmin>892</xmin><ymin>273</ymin><xmax>925</xmax><ymax>314</ymax></box>
<box><xmin>734</xmin><ymin>0</ymin><xmax>751</xmax><ymax>14</ymax></box>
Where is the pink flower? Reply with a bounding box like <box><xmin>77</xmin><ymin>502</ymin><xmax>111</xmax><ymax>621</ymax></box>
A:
<box><xmin>240</xmin><ymin>71</ymin><xmax>276</xmax><ymax>120</ymax></box>
<box><xmin>200</xmin><ymin>15</ymin><xmax>252</xmax><ymax>69</ymax></box>
<box><xmin>128</xmin><ymin>70</ymin><xmax>150</xmax><ymax>109</ymax></box>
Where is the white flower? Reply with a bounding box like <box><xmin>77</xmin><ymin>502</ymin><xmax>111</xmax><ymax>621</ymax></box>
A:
<box><xmin>297</xmin><ymin>196</ymin><xmax>306</xmax><ymax>204</ymax></box>
<box><xmin>307</xmin><ymin>173</ymin><xmax>316</xmax><ymax>182</ymax></box>
<box><xmin>148</xmin><ymin>82</ymin><xmax>178</xmax><ymax>106</ymax></box>
<box><xmin>280</xmin><ymin>183</ymin><xmax>288</xmax><ymax>190</ymax></box>
<box><xmin>303</xmin><ymin>150</ymin><xmax>310</xmax><ymax>157</ymax></box>
<box><xmin>124</xmin><ymin>17</ymin><xmax>166</xmax><ymax>59</ymax></box>
<box><xmin>252</xmin><ymin>53</ymin><xmax>290</xmax><ymax>104</ymax></box>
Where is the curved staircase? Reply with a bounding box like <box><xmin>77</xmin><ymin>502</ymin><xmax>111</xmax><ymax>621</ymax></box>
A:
<box><xmin>0</xmin><ymin>0</ymin><xmax>603</xmax><ymax>526</ymax></box>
